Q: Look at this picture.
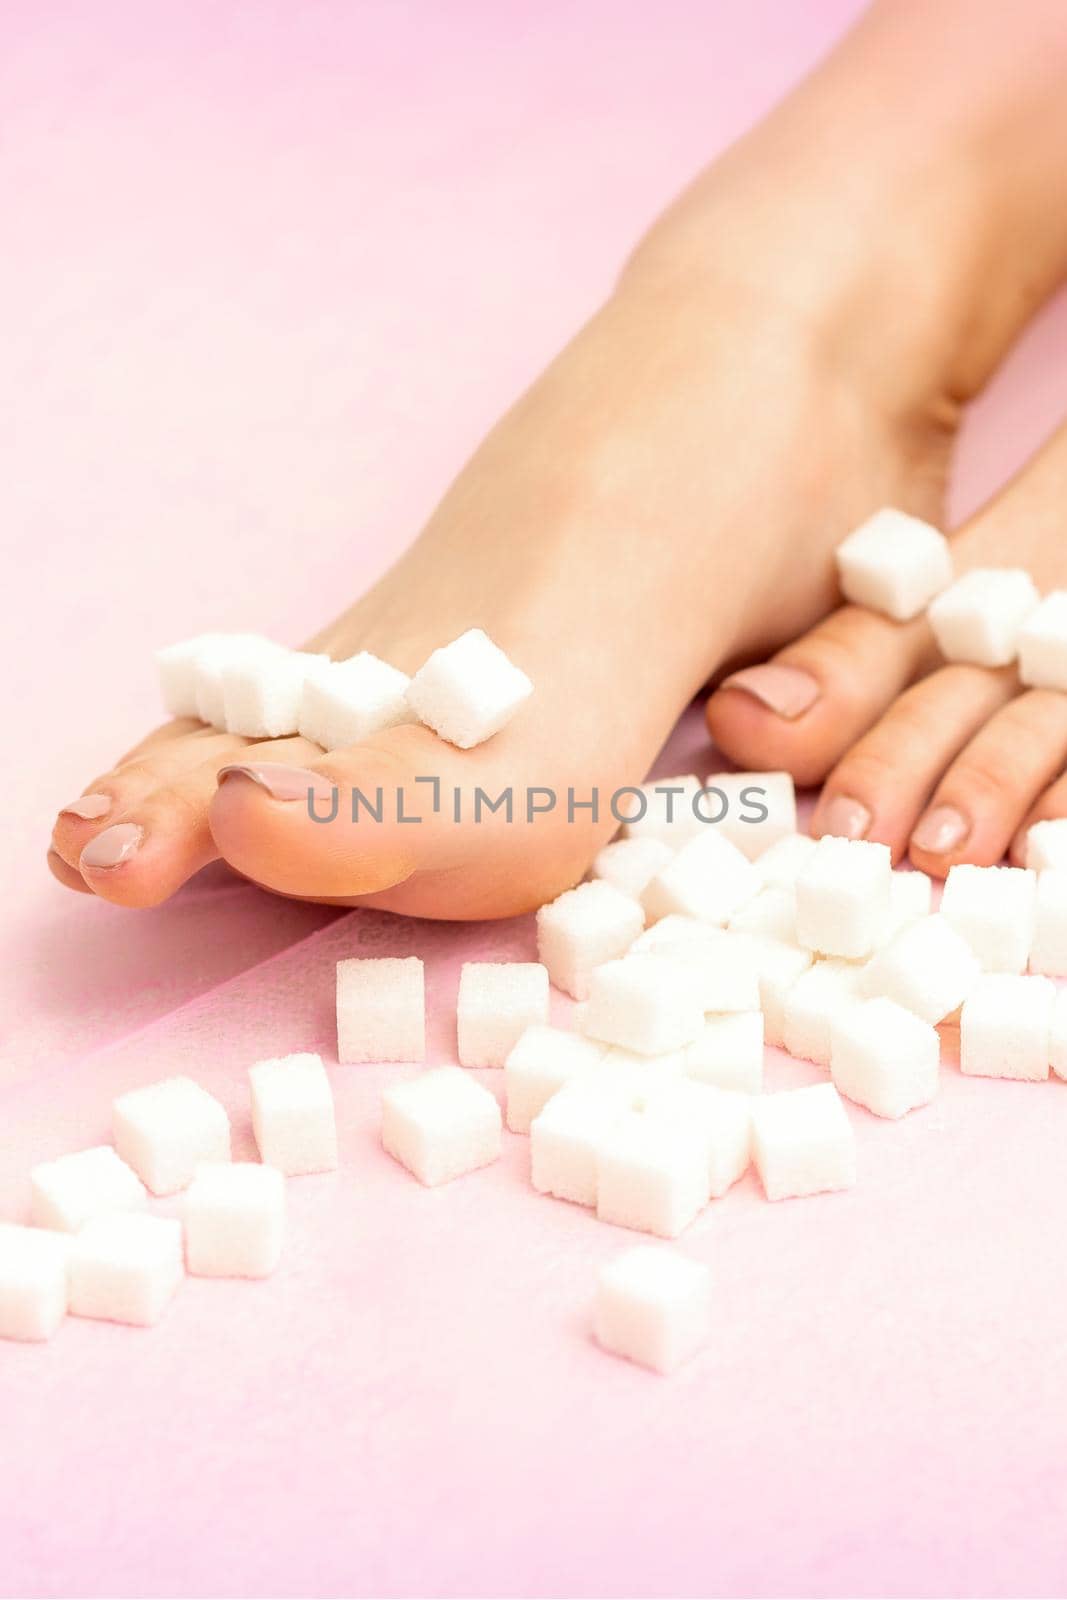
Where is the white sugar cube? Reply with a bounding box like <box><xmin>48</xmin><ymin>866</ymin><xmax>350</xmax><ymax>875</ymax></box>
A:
<box><xmin>595</xmin><ymin>1113</ymin><xmax>710</xmax><ymax>1238</ymax></box>
<box><xmin>112</xmin><ymin>1076</ymin><xmax>231</xmax><ymax>1197</ymax></box>
<box><xmin>530</xmin><ymin>1079</ymin><xmax>631</xmax><ymax>1206</ymax></box>
<box><xmin>796</xmin><ymin>836</ymin><xmax>892</xmax><ymax>958</ymax></box>
<box><xmin>406</xmin><ymin>628</ymin><xmax>532</xmax><ymax>748</ymax></box>
<box><xmin>729</xmin><ymin>885</ymin><xmax>796</xmax><ymax>942</ymax></box>
<box><xmin>635</xmin><ymin>929</ymin><xmax>761</xmax><ymax>1015</ymax></box>
<box><xmin>861</xmin><ymin>914</ymin><xmax>980</xmax><ymax>1023</ymax></box>
<box><xmin>753</xmin><ymin>832</ymin><xmax>817</xmax><ymax>890</ymax></box>
<box><xmin>594</xmin><ymin>1245</ymin><xmax>711</xmax><ymax>1374</ymax></box>
<box><xmin>1018</xmin><ymin>591</ymin><xmax>1067</xmax><ymax>690</ymax></box>
<box><xmin>30</xmin><ymin>1145</ymin><xmax>147</xmax><ymax>1233</ymax></box>
<box><xmin>156</xmin><ymin>632</ymin><xmax>227</xmax><ymax>719</ymax></box>
<box><xmin>879</xmin><ymin>869</ymin><xmax>933</xmax><ymax>944</ymax></box>
<box><xmin>928</xmin><ymin>568</ymin><xmax>1039</xmax><ymax>667</ymax></box>
<box><xmin>582</xmin><ymin>957</ymin><xmax>706</xmax><ymax>1056</ymax></box>
<box><xmin>381</xmin><ymin>1067</ymin><xmax>502</xmax><ymax>1187</ymax></box>
<box><xmin>298</xmin><ymin>651</ymin><xmax>412</xmax><ymax>750</ymax></box>
<box><xmin>1026</xmin><ymin>818</ymin><xmax>1067</xmax><ymax>873</ymax></box>
<box><xmin>835</xmin><ymin>507</ymin><xmax>953</xmax><ymax>621</ymax></box>
<box><xmin>643</xmin><ymin>1079</ymin><xmax>752</xmax><ymax>1197</ymax></box>
<box><xmin>752</xmin><ymin>1083</ymin><xmax>856</xmax><ymax>1201</ymax></box>
<box><xmin>643</xmin><ymin>831</ymin><xmax>759</xmax><ymax>926</ymax></box>
<box><xmin>222</xmin><ymin>646</ymin><xmax>328</xmax><ymax>738</ymax></box>
<box><xmin>1030</xmin><ymin>869</ymin><xmax>1067</xmax><ymax>977</ymax></box>
<box><xmin>782</xmin><ymin>958</ymin><xmax>867</xmax><ymax>1066</ymax></box>
<box><xmin>591</xmin><ymin>837</ymin><xmax>675</xmax><ymax>899</ymax></box>
<box><xmin>630</xmin><ymin>915</ymin><xmax>721</xmax><ymax>953</ymax></box>
<box><xmin>536</xmin><ymin>879</ymin><xmax>645</xmax><ymax>1000</ymax></box>
<box><xmin>619</xmin><ymin>775</ymin><xmax>705</xmax><ymax>846</ymax></box>
<box><xmin>192</xmin><ymin>632</ymin><xmax>277</xmax><ymax>728</ymax></box>
<box><xmin>592</xmin><ymin>1045</ymin><xmax>687</xmax><ymax>1103</ymax></box>
<box><xmin>744</xmin><ymin>936</ymin><xmax>814</xmax><ymax>1047</ymax></box>
<box><xmin>504</xmin><ymin>1025</ymin><xmax>607</xmax><ymax>1134</ymax></box>
<box><xmin>684</xmin><ymin>1012</ymin><xmax>764</xmax><ymax>1093</ymax></box>
<box><xmin>829</xmin><ymin>997</ymin><xmax>940</xmax><ymax>1119</ymax></box>
<box><xmin>69</xmin><ymin>1214</ymin><xmax>183</xmax><ymax>1326</ymax></box>
<box><xmin>336</xmin><ymin>955</ymin><xmax>425</xmax><ymax>1063</ymax></box>
<box><xmin>941</xmin><ymin>863</ymin><xmax>1036</xmax><ymax>974</ymax></box>
<box><xmin>960</xmin><ymin>974</ymin><xmax>1055</xmax><ymax>1081</ymax></box>
<box><xmin>0</xmin><ymin>1224</ymin><xmax>70</xmax><ymax>1342</ymax></box>
<box><xmin>1050</xmin><ymin>989</ymin><xmax>1067</xmax><ymax>1081</ymax></box>
<box><xmin>457</xmin><ymin>961</ymin><xmax>550</xmax><ymax>1068</ymax></box>
<box><xmin>249</xmin><ymin>1053</ymin><xmax>338</xmax><ymax>1176</ymax></box>
<box><xmin>703</xmin><ymin>770</ymin><xmax>797</xmax><ymax>859</ymax></box>
<box><xmin>184</xmin><ymin>1162</ymin><xmax>286</xmax><ymax>1278</ymax></box>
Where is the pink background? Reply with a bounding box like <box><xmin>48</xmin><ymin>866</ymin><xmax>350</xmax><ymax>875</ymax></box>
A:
<box><xmin>4</xmin><ymin>2</ymin><xmax>1067</xmax><ymax>1595</ymax></box>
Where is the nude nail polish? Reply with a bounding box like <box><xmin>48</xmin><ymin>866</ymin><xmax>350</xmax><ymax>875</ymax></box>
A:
<box><xmin>80</xmin><ymin>823</ymin><xmax>143</xmax><ymax>870</ymax></box>
<box><xmin>217</xmin><ymin>763</ymin><xmax>337</xmax><ymax>802</ymax></box>
<box><xmin>720</xmin><ymin>664</ymin><xmax>820</xmax><ymax>720</ymax></box>
<box><xmin>60</xmin><ymin>794</ymin><xmax>111</xmax><ymax>821</ymax></box>
<box><xmin>911</xmin><ymin>804</ymin><xmax>969</xmax><ymax>854</ymax></box>
<box><xmin>818</xmin><ymin>795</ymin><xmax>872</xmax><ymax>841</ymax></box>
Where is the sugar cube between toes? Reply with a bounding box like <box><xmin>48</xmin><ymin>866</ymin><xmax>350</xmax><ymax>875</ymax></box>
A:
<box><xmin>112</xmin><ymin>1077</ymin><xmax>231</xmax><ymax>1196</ymax></box>
<box><xmin>298</xmin><ymin>651</ymin><xmax>412</xmax><ymax>749</ymax></box>
<box><xmin>406</xmin><ymin>628</ymin><xmax>532</xmax><ymax>748</ymax></box>
<box><xmin>381</xmin><ymin>1067</ymin><xmax>502</xmax><ymax>1187</ymax></box>
<box><xmin>594</xmin><ymin>1245</ymin><xmax>711</xmax><ymax>1374</ymax></box>
<box><xmin>835</xmin><ymin>507</ymin><xmax>953</xmax><ymax>621</ymax></box>
<box><xmin>336</xmin><ymin>955</ymin><xmax>425</xmax><ymax>1063</ymax></box>
<box><xmin>927</xmin><ymin>568</ymin><xmax>1039</xmax><ymax>667</ymax></box>
<box><xmin>940</xmin><ymin>863</ymin><xmax>1036</xmax><ymax>974</ymax></box>
<box><xmin>69</xmin><ymin>1214</ymin><xmax>183</xmax><ymax>1326</ymax></box>
<box><xmin>752</xmin><ymin>1083</ymin><xmax>856</xmax><ymax>1201</ymax></box>
<box><xmin>30</xmin><ymin>1145</ymin><xmax>147</xmax><ymax>1233</ymax></box>
<box><xmin>0</xmin><ymin>1224</ymin><xmax>70</xmax><ymax>1342</ymax></box>
<box><xmin>249</xmin><ymin>1053</ymin><xmax>338</xmax><ymax>1176</ymax></box>
<box><xmin>536</xmin><ymin>880</ymin><xmax>645</xmax><ymax>1000</ymax></box>
<box><xmin>222</xmin><ymin>645</ymin><xmax>327</xmax><ymax>738</ymax></box>
<box><xmin>183</xmin><ymin>1163</ymin><xmax>286</xmax><ymax>1278</ymax></box>
<box><xmin>960</xmin><ymin>974</ymin><xmax>1055</xmax><ymax>1081</ymax></box>
<box><xmin>861</xmin><ymin>914</ymin><xmax>980</xmax><ymax>1024</ymax></box>
<box><xmin>504</xmin><ymin>1025</ymin><xmax>607</xmax><ymax>1134</ymax></box>
<box><xmin>191</xmin><ymin>633</ymin><xmax>277</xmax><ymax>728</ymax></box>
<box><xmin>1019</xmin><ymin>591</ymin><xmax>1067</xmax><ymax>691</ymax></box>
<box><xmin>457</xmin><ymin>962</ymin><xmax>550</xmax><ymax>1067</ymax></box>
<box><xmin>156</xmin><ymin>632</ymin><xmax>227</xmax><ymax>719</ymax></box>
<box><xmin>796</xmin><ymin>835</ymin><xmax>892</xmax><ymax>959</ymax></box>
<box><xmin>829</xmin><ymin>997</ymin><xmax>940</xmax><ymax>1119</ymax></box>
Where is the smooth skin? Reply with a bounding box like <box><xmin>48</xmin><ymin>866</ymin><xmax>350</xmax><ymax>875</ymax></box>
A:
<box><xmin>51</xmin><ymin>0</ymin><xmax>1067</xmax><ymax>915</ymax></box>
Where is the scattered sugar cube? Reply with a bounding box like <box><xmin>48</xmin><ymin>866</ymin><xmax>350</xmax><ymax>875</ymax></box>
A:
<box><xmin>591</xmin><ymin>1045</ymin><xmax>687</xmax><ymax>1103</ymax></box>
<box><xmin>595</xmin><ymin>1113</ymin><xmax>710</xmax><ymax>1238</ymax></box>
<box><xmin>752</xmin><ymin>1083</ymin><xmax>856</xmax><ymax>1201</ymax></box>
<box><xmin>69</xmin><ymin>1214</ymin><xmax>183</xmax><ymax>1326</ymax></box>
<box><xmin>684</xmin><ymin>1012</ymin><xmax>764</xmax><ymax>1093</ymax></box>
<box><xmin>1050</xmin><ymin>989</ymin><xmax>1067</xmax><ymax>1081</ymax></box>
<box><xmin>796</xmin><ymin>836</ymin><xmax>892</xmax><ymax>959</ymax></box>
<box><xmin>336</xmin><ymin>956</ymin><xmax>425</xmax><ymax>1063</ymax></box>
<box><xmin>630</xmin><ymin>915</ymin><xmax>721</xmax><ymax>953</ymax></box>
<box><xmin>156</xmin><ymin>632</ymin><xmax>227</xmax><ymax>719</ymax></box>
<box><xmin>960</xmin><ymin>974</ymin><xmax>1055</xmax><ymax>1081</ymax></box>
<box><xmin>536</xmin><ymin>880</ymin><xmax>645</xmax><ymax>1001</ymax></box>
<box><xmin>782</xmin><ymin>958</ymin><xmax>867</xmax><ymax>1066</ymax></box>
<box><xmin>594</xmin><ymin>1245</ymin><xmax>711</xmax><ymax>1374</ymax></box>
<box><xmin>1018</xmin><ymin>591</ymin><xmax>1067</xmax><ymax>691</ymax></box>
<box><xmin>192</xmin><ymin>633</ymin><xmax>276</xmax><ymax>728</ymax></box>
<box><xmin>457</xmin><ymin>962</ymin><xmax>550</xmax><ymax>1068</ymax></box>
<box><xmin>406</xmin><ymin>628</ymin><xmax>532</xmax><ymax>749</ymax></box>
<box><xmin>582</xmin><ymin>957</ymin><xmax>706</xmax><ymax>1056</ymax></box>
<box><xmin>184</xmin><ymin>1162</ymin><xmax>286</xmax><ymax>1278</ymax></box>
<box><xmin>861</xmin><ymin>914</ymin><xmax>980</xmax><ymax>1023</ymax></box>
<box><xmin>835</xmin><ymin>507</ymin><xmax>953</xmax><ymax>621</ymax></box>
<box><xmin>504</xmin><ymin>1025</ymin><xmax>607</xmax><ymax>1134</ymax></box>
<box><xmin>880</xmin><ymin>869</ymin><xmax>933</xmax><ymax>944</ymax></box>
<box><xmin>249</xmin><ymin>1053</ymin><xmax>338</xmax><ymax>1176</ymax></box>
<box><xmin>1030</xmin><ymin>869</ymin><xmax>1067</xmax><ymax>977</ymax></box>
<box><xmin>222</xmin><ymin>645</ymin><xmax>327</xmax><ymax>738</ymax></box>
<box><xmin>941</xmin><ymin>863</ymin><xmax>1036</xmax><ymax>974</ymax></box>
<box><xmin>743</xmin><ymin>936</ymin><xmax>813</xmax><ymax>1047</ymax></box>
<box><xmin>112</xmin><ymin>1076</ymin><xmax>231</xmax><ymax>1197</ymax></box>
<box><xmin>298</xmin><ymin>651</ymin><xmax>412</xmax><ymax>750</ymax></box>
<box><xmin>530</xmin><ymin>1079</ymin><xmax>632</xmax><ymax>1206</ymax></box>
<box><xmin>1026</xmin><ymin>818</ymin><xmax>1067</xmax><ymax>873</ymax></box>
<box><xmin>643</xmin><ymin>1079</ymin><xmax>752</xmax><ymax>1197</ymax></box>
<box><xmin>381</xmin><ymin>1067</ymin><xmax>502</xmax><ymax>1187</ymax></box>
<box><xmin>635</xmin><ymin>929</ymin><xmax>761</xmax><ymax>1014</ymax></box>
<box><xmin>619</xmin><ymin>775</ymin><xmax>705</xmax><ymax>846</ymax></box>
<box><xmin>591</xmin><ymin>837</ymin><xmax>676</xmax><ymax>899</ymax></box>
<box><xmin>703</xmin><ymin>770</ymin><xmax>797</xmax><ymax>859</ymax></box>
<box><xmin>0</xmin><ymin>1224</ymin><xmax>70</xmax><ymax>1342</ymax></box>
<box><xmin>927</xmin><ymin>568</ymin><xmax>1039</xmax><ymax>667</ymax></box>
<box><xmin>643</xmin><ymin>831</ymin><xmax>759</xmax><ymax>926</ymax></box>
<box><xmin>829</xmin><ymin>997</ymin><xmax>940</xmax><ymax>1119</ymax></box>
<box><xmin>753</xmin><ymin>832</ymin><xmax>817</xmax><ymax>890</ymax></box>
<box><xmin>729</xmin><ymin>885</ymin><xmax>796</xmax><ymax>943</ymax></box>
<box><xmin>30</xmin><ymin>1145</ymin><xmax>147</xmax><ymax>1233</ymax></box>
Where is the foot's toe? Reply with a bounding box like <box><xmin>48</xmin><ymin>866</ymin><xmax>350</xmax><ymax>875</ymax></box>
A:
<box><xmin>46</xmin><ymin>847</ymin><xmax>92</xmax><ymax>893</ymax></box>
<box><xmin>808</xmin><ymin>665</ymin><xmax>1018</xmax><ymax>861</ymax></box>
<box><xmin>907</xmin><ymin>689</ymin><xmax>1067</xmax><ymax>876</ymax></box>
<box><xmin>705</xmin><ymin>605</ymin><xmax>939</xmax><ymax>786</ymax></box>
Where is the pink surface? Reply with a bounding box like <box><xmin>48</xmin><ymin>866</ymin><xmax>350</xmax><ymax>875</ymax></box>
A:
<box><xmin>4</xmin><ymin>2</ymin><xmax>1067</xmax><ymax>1595</ymax></box>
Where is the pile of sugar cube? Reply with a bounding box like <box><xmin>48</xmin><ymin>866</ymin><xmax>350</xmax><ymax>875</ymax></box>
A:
<box><xmin>155</xmin><ymin>626</ymin><xmax>533</xmax><ymax>751</ymax></box>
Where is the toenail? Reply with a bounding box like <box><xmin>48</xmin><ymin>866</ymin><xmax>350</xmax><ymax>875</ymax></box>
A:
<box><xmin>911</xmin><ymin>804</ymin><xmax>969</xmax><ymax>855</ymax></box>
<box><xmin>60</xmin><ymin>793</ymin><xmax>112</xmax><ymax>821</ymax></box>
<box><xmin>80</xmin><ymin>823</ymin><xmax>144</xmax><ymax>870</ymax></box>
<box><xmin>217</xmin><ymin>762</ymin><xmax>337</xmax><ymax>802</ymax></box>
<box><xmin>719</xmin><ymin>664</ymin><xmax>820</xmax><ymax>719</ymax></box>
<box><xmin>818</xmin><ymin>794</ymin><xmax>872</xmax><ymax>841</ymax></box>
